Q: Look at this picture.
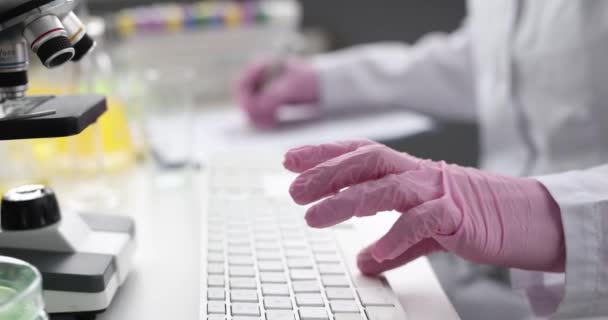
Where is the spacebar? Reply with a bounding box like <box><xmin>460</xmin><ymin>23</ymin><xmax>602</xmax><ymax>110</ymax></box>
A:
<box><xmin>366</xmin><ymin>306</ymin><xmax>404</xmax><ymax>320</ymax></box>
<box><xmin>334</xmin><ymin>228</ymin><xmax>384</xmax><ymax>288</ymax></box>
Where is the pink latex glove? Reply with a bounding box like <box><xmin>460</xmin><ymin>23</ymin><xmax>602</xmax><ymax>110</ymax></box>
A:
<box><xmin>235</xmin><ymin>58</ymin><xmax>320</xmax><ymax>129</ymax></box>
<box><xmin>284</xmin><ymin>139</ymin><xmax>566</xmax><ymax>275</ymax></box>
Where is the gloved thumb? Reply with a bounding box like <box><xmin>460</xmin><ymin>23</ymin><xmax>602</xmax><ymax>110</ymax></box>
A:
<box><xmin>357</xmin><ymin>239</ymin><xmax>443</xmax><ymax>275</ymax></box>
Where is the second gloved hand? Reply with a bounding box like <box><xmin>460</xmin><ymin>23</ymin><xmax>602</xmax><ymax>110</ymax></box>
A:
<box><xmin>235</xmin><ymin>58</ymin><xmax>320</xmax><ymax>129</ymax></box>
<box><xmin>284</xmin><ymin>139</ymin><xmax>566</xmax><ymax>275</ymax></box>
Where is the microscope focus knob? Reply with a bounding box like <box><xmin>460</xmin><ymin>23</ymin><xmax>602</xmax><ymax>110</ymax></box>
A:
<box><xmin>1</xmin><ymin>185</ymin><xmax>61</xmax><ymax>231</ymax></box>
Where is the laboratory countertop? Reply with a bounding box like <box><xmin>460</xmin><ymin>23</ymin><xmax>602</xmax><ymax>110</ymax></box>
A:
<box><xmin>86</xmin><ymin>168</ymin><xmax>203</xmax><ymax>320</ymax></box>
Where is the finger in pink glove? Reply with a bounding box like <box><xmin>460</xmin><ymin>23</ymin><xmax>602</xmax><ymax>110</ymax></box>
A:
<box><xmin>284</xmin><ymin>139</ymin><xmax>565</xmax><ymax>275</ymax></box>
<box><xmin>235</xmin><ymin>58</ymin><xmax>320</xmax><ymax>129</ymax></box>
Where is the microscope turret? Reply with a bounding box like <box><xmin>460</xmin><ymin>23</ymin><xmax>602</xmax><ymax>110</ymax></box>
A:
<box><xmin>0</xmin><ymin>0</ymin><xmax>106</xmax><ymax>140</ymax></box>
<box><xmin>0</xmin><ymin>0</ymin><xmax>94</xmax><ymax>98</ymax></box>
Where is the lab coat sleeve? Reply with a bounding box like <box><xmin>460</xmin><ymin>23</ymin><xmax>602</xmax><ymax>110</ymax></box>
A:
<box><xmin>511</xmin><ymin>164</ymin><xmax>608</xmax><ymax>319</ymax></box>
<box><xmin>311</xmin><ymin>26</ymin><xmax>477</xmax><ymax>122</ymax></box>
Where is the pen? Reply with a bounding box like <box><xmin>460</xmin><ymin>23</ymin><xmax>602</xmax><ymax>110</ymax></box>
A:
<box><xmin>257</xmin><ymin>35</ymin><xmax>298</xmax><ymax>92</ymax></box>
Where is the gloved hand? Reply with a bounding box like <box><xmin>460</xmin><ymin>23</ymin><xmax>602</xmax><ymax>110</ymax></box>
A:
<box><xmin>235</xmin><ymin>58</ymin><xmax>320</xmax><ymax>129</ymax></box>
<box><xmin>284</xmin><ymin>139</ymin><xmax>566</xmax><ymax>275</ymax></box>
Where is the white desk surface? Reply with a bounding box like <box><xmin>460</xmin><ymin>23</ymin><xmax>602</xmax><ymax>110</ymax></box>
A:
<box><xmin>88</xmin><ymin>108</ymin><xmax>459</xmax><ymax>319</ymax></box>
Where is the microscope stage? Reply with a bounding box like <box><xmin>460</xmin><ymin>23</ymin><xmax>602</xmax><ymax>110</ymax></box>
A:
<box><xmin>0</xmin><ymin>94</ymin><xmax>107</xmax><ymax>140</ymax></box>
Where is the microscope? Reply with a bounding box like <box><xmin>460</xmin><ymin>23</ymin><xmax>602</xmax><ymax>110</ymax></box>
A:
<box><xmin>0</xmin><ymin>1</ymin><xmax>135</xmax><ymax>318</ymax></box>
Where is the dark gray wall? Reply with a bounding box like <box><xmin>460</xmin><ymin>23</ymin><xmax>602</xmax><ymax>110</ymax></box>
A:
<box><xmin>301</xmin><ymin>0</ymin><xmax>466</xmax><ymax>49</ymax></box>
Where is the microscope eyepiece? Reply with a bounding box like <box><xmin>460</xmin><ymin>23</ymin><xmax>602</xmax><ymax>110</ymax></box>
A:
<box><xmin>36</xmin><ymin>36</ymin><xmax>73</xmax><ymax>67</ymax></box>
<box><xmin>62</xmin><ymin>12</ymin><xmax>96</xmax><ymax>62</ymax></box>
<box><xmin>23</xmin><ymin>15</ymin><xmax>74</xmax><ymax>69</ymax></box>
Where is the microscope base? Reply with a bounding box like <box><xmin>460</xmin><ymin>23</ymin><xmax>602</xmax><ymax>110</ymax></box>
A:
<box><xmin>0</xmin><ymin>213</ymin><xmax>135</xmax><ymax>315</ymax></box>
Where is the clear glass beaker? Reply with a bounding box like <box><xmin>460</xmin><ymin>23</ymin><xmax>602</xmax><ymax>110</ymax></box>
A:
<box><xmin>140</xmin><ymin>66</ymin><xmax>197</xmax><ymax>187</ymax></box>
<box><xmin>0</xmin><ymin>257</ymin><xmax>46</xmax><ymax>320</ymax></box>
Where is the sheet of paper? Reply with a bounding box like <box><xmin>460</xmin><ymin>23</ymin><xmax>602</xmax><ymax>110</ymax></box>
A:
<box><xmin>192</xmin><ymin>105</ymin><xmax>434</xmax><ymax>156</ymax></box>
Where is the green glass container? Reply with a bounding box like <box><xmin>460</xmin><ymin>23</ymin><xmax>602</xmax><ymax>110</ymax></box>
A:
<box><xmin>0</xmin><ymin>257</ymin><xmax>46</xmax><ymax>320</ymax></box>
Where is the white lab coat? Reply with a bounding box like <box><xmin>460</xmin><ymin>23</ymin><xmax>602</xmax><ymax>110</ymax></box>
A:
<box><xmin>312</xmin><ymin>1</ymin><xmax>608</xmax><ymax>319</ymax></box>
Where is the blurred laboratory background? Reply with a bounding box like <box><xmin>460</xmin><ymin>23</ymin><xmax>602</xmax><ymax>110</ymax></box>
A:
<box><xmin>0</xmin><ymin>1</ymin><xmax>491</xmax><ymax>319</ymax></box>
<box><xmin>6</xmin><ymin>0</ymin><xmax>474</xmax><ymax>206</ymax></box>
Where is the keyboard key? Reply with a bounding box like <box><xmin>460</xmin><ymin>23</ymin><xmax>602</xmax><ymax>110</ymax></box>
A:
<box><xmin>287</xmin><ymin>258</ymin><xmax>313</xmax><ymax>269</ymax></box>
<box><xmin>264</xmin><ymin>296</ymin><xmax>293</xmax><ymax>309</ymax></box>
<box><xmin>295</xmin><ymin>294</ymin><xmax>324</xmax><ymax>306</ymax></box>
<box><xmin>228</xmin><ymin>238</ymin><xmax>251</xmax><ymax>246</ymax></box>
<box><xmin>229</xmin><ymin>256</ymin><xmax>254</xmax><ymax>266</ymax></box>
<box><xmin>262</xmin><ymin>284</ymin><xmax>290</xmax><ymax>296</ymax></box>
<box><xmin>228</xmin><ymin>246</ymin><xmax>253</xmax><ymax>256</ymax></box>
<box><xmin>227</xmin><ymin>228</ymin><xmax>250</xmax><ymax>236</ymax></box>
<box><xmin>315</xmin><ymin>254</ymin><xmax>341</xmax><ymax>263</ymax></box>
<box><xmin>208</xmin><ymin>226</ymin><xmax>225</xmax><ymax>235</ymax></box>
<box><xmin>318</xmin><ymin>264</ymin><xmax>345</xmax><ymax>275</ymax></box>
<box><xmin>254</xmin><ymin>222</ymin><xmax>278</xmax><ymax>230</ymax></box>
<box><xmin>208</xmin><ymin>253</ymin><xmax>225</xmax><ymax>263</ymax></box>
<box><xmin>260</xmin><ymin>272</ymin><xmax>287</xmax><ymax>283</ymax></box>
<box><xmin>298</xmin><ymin>307</ymin><xmax>329</xmax><ymax>320</ymax></box>
<box><xmin>230</xmin><ymin>278</ymin><xmax>257</xmax><ymax>289</ymax></box>
<box><xmin>232</xmin><ymin>317</ymin><xmax>260</xmax><ymax>320</ymax></box>
<box><xmin>256</xmin><ymin>242</ymin><xmax>281</xmax><ymax>251</ymax></box>
<box><xmin>207</xmin><ymin>301</ymin><xmax>225</xmax><ymax>314</ymax></box>
<box><xmin>285</xmin><ymin>249</ymin><xmax>309</xmax><ymax>258</ymax></box>
<box><xmin>231</xmin><ymin>303</ymin><xmax>260</xmax><ymax>316</ymax></box>
<box><xmin>230</xmin><ymin>266</ymin><xmax>256</xmax><ymax>277</ymax></box>
<box><xmin>333</xmin><ymin>314</ymin><xmax>364</xmax><ymax>320</ymax></box>
<box><xmin>227</xmin><ymin>220</ymin><xmax>249</xmax><ymax>227</ymax></box>
<box><xmin>207</xmin><ymin>288</ymin><xmax>225</xmax><ymax>300</ymax></box>
<box><xmin>311</xmin><ymin>243</ymin><xmax>336</xmax><ymax>253</ymax></box>
<box><xmin>253</xmin><ymin>219</ymin><xmax>277</xmax><ymax>227</ymax></box>
<box><xmin>321</xmin><ymin>275</ymin><xmax>350</xmax><ymax>287</ymax></box>
<box><xmin>290</xmin><ymin>269</ymin><xmax>317</xmax><ymax>280</ymax></box>
<box><xmin>208</xmin><ymin>234</ymin><xmax>224</xmax><ymax>242</ymax></box>
<box><xmin>326</xmin><ymin>288</ymin><xmax>355</xmax><ymax>300</ymax></box>
<box><xmin>292</xmin><ymin>281</ymin><xmax>321</xmax><ymax>293</ymax></box>
<box><xmin>265</xmin><ymin>310</ymin><xmax>296</xmax><ymax>320</ymax></box>
<box><xmin>256</xmin><ymin>234</ymin><xmax>280</xmax><ymax>241</ymax></box>
<box><xmin>365</xmin><ymin>306</ymin><xmax>402</xmax><ymax>320</ymax></box>
<box><xmin>283</xmin><ymin>240</ymin><xmax>307</xmax><ymax>249</ymax></box>
<box><xmin>230</xmin><ymin>289</ymin><xmax>258</xmax><ymax>302</ymax></box>
<box><xmin>207</xmin><ymin>263</ymin><xmax>225</xmax><ymax>274</ymax></box>
<box><xmin>227</xmin><ymin>235</ymin><xmax>251</xmax><ymax>244</ymax></box>
<box><xmin>357</xmin><ymin>288</ymin><xmax>395</xmax><ymax>306</ymax></box>
<box><xmin>208</xmin><ymin>241</ymin><xmax>224</xmax><ymax>252</ymax></box>
<box><xmin>308</xmin><ymin>231</ymin><xmax>333</xmax><ymax>241</ymax></box>
<box><xmin>258</xmin><ymin>261</ymin><xmax>284</xmax><ymax>272</ymax></box>
<box><xmin>282</xmin><ymin>233</ymin><xmax>306</xmax><ymax>241</ymax></box>
<box><xmin>257</xmin><ymin>251</ymin><xmax>283</xmax><ymax>261</ymax></box>
<box><xmin>207</xmin><ymin>315</ymin><xmax>225</xmax><ymax>320</ymax></box>
<box><xmin>279</xmin><ymin>224</ymin><xmax>302</xmax><ymax>231</ymax></box>
<box><xmin>330</xmin><ymin>301</ymin><xmax>359</xmax><ymax>313</ymax></box>
<box><xmin>207</xmin><ymin>275</ymin><xmax>225</xmax><ymax>287</ymax></box>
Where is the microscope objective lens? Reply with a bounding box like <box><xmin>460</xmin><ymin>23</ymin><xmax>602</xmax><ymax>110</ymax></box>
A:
<box><xmin>23</xmin><ymin>15</ymin><xmax>74</xmax><ymax>68</ymax></box>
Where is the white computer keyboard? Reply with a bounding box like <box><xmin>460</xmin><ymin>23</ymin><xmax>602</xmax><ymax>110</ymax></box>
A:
<box><xmin>201</xmin><ymin>156</ymin><xmax>407</xmax><ymax>320</ymax></box>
